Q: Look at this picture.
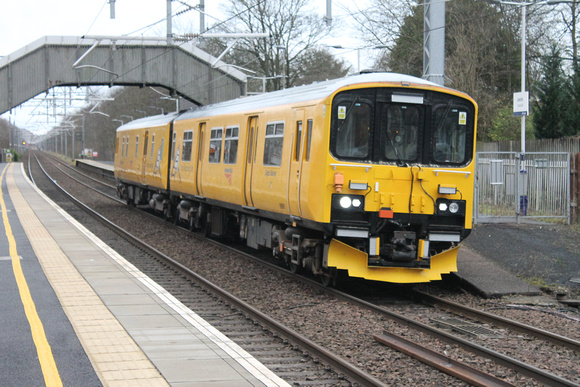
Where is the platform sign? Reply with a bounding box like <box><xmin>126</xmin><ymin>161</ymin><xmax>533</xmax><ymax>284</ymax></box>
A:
<box><xmin>513</xmin><ymin>91</ymin><xmax>529</xmax><ymax>117</ymax></box>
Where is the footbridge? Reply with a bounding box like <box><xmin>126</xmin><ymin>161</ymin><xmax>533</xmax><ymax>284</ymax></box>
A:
<box><xmin>0</xmin><ymin>36</ymin><xmax>247</xmax><ymax>115</ymax></box>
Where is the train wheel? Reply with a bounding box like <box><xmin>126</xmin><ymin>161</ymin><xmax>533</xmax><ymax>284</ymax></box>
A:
<box><xmin>163</xmin><ymin>207</ymin><xmax>172</xmax><ymax>222</ymax></box>
<box><xmin>289</xmin><ymin>262</ymin><xmax>301</xmax><ymax>274</ymax></box>
<box><xmin>203</xmin><ymin>219</ymin><xmax>212</xmax><ymax>237</ymax></box>
<box><xmin>173</xmin><ymin>208</ymin><xmax>180</xmax><ymax>225</ymax></box>
<box><xmin>320</xmin><ymin>268</ymin><xmax>338</xmax><ymax>287</ymax></box>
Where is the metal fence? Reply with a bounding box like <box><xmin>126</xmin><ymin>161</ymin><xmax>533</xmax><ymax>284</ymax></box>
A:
<box><xmin>475</xmin><ymin>152</ymin><xmax>570</xmax><ymax>224</ymax></box>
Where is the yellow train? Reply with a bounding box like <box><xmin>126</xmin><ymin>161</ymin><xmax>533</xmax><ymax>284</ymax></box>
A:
<box><xmin>114</xmin><ymin>72</ymin><xmax>477</xmax><ymax>285</ymax></box>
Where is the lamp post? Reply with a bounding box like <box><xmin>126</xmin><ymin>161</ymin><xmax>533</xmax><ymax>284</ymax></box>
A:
<box><xmin>495</xmin><ymin>0</ymin><xmax>535</xmax><ymax>217</ymax></box>
<box><xmin>326</xmin><ymin>45</ymin><xmax>388</xmax><ymax>73</ymax></box>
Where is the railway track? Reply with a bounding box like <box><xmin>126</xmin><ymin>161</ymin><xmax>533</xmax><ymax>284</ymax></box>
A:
<box><xmin>29</xmin><ymin>152</ymin><xmax>383</xmax><ymax>386</ymax></box>
<box><xmin>28</xmin><ymin>151</ymin><xmax>580</xmax><ymax>386</ymax></box>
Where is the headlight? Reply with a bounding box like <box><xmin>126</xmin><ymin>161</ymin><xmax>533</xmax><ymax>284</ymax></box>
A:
<box><xmin>436</xmin><ymin>199</ymin><xmax>465</xmax><ymax>216</ymax></box>
<box><xmin>449</xmin><ymin>202</ymin><xmax>460</xmax><ymax>214</ymax></box>
<box><xmin>340</xmin><ymin>196</ymin><xmax>352</xmax><ymax>208</ymax></box>
<box><xmin>331</xmin><ymin>194</ymin><xmax>366</xmax><ymax>221</ymax></box>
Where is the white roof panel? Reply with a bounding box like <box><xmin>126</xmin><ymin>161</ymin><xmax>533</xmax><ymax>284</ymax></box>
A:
<box><xmin>176</xmin><ymin>72</ymin><xmax>441</xmax><ymax>122</ymax></box>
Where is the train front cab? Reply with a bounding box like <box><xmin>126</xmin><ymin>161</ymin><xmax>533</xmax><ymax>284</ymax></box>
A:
<box><xmin>115</xmin><ymin>115</ymin><xmax>174</xmax><ymax>207</ymax></box>
<box><xmin>322</xmin><ymin>84</ymin><xmax>477</xmax><ymax>283</ymax></box>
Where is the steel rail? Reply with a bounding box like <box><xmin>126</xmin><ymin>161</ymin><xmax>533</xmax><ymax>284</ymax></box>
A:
<box><xmin>31</xmin><ymin>152</ymin><xmax>387</xmax><ymax>387</ymax></box>
<box><xmin>36</xmin><ymin>152</ymin><xmax>579</xmax><ymax>387</ymax></box>
<box><xmin>42</xmin><ymin>153</ymin><xmax>117</xmax><ymax>190</ymax></box>
<box><xmin>374</xmin><ymin>331</ymin><xmax>514</xmax><ymax>387</ymax></box>
<box><xmin>321</xmin><ymin>287</ymin><xmax>578</xmax><ymax>387</ymax></box>
<box><xmin>413</xmin><ymin>290</ymin><xmax>580</xmax><ymax>352</ymax></box>
<box><xmin>36</xmin><ymin>153</ymin><xmax>122</xmax><ymax>203</ymax></box>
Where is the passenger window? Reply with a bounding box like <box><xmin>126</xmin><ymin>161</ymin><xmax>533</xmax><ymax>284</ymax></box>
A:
<box><xmin>306</xmin><ymin>119</ymin><xmax>313</xmax><ymax>161</ymax></box>
<box><xmin>143</xmin><ymin>132</ymin><xmax>149</xmax><ymax>157</ymax></box>
<box><xmin>224</xmin><ymin>126</ymin><xmax>239</xmax><ymax>164</ymax></box>
<box><xmin>135</xmin><ymin>136</ymin><xmax>139</xmax><ymax>158</ymax></box>
<box><xmin>171</xmin><ymin>132</ymin><xmax>177</xmax><ymax>162</ymax></box>
<box><xmin>295</xmin><ymin>121</ymin><xmax>302</xmax><ymax>161</ymax></box>
<box><xmin>209</xmin><ymin>127</ymin><xmax>223</xmax><ymax>163</ymax></box>
<box><xmin>150</xmin><ymin>134</ymin><xmax>155</xmax><ymax>159</ymax></box>
<box><xmin>263</xmin><ymin>122</ymin><xmax>284</xmax><ymax>166</ymax></box>
<box><xmin>121</xmin><ymin>137</ymin><xmax>125</xmax><ymax>157</ymax></box>
<box><xmin>182</xmin><ymin>130</ymin><xmax>193</xmax><ymax>162</ymax></box>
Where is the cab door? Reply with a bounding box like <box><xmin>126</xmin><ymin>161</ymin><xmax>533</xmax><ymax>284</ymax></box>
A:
<box><xmin>243</xmin><ymin>116</ymin><xmax>259</xmax><ymax>207</ymax></box>
<box><xmin>288</xmin><ymin>110</ymin><xmax>305</xmax><ymax>217</ymax></box>
<box><xmin>195</xmin><ymin>122</ymin><xmax>205</xmax><ymax>196</ymax></box>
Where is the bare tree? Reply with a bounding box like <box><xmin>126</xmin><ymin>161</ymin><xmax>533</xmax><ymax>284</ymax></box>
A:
<box><xmin>209</xmin><ymin>0</ymin><xmax>334</xmax><ymax>90</ymax></box>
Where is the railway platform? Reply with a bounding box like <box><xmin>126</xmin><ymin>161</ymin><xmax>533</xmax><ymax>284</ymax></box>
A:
<box><xmin>0</xmin><ymin>162</ymin><xmax>288</xmax><ymax>387</ymax></box>
<box><xmin>454</xmin><ymin>246</ymin><xmax>541</xmax><ymax>298</ymax></box>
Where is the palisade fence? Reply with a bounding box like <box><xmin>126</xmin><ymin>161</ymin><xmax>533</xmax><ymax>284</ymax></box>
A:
<box><xmin>475</xmin><ymin>136</ymin><xmax>580</xmax><ymax>224</ymax></box>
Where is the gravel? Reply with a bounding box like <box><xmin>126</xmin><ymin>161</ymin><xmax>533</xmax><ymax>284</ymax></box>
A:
<box><xmin>30</xmin><ymin>156</ymin><xmax>580</xmax><ymax>386</ymax></box>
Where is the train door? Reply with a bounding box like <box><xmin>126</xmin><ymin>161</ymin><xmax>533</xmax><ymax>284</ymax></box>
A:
<box><xmin>288</xmin><ymin>110</ymin><xmax>305</xmax><ymax>217</ymax></box>
<box><xmin>195</xmin><ymin>122</ymin><xmax>206</xmax><ymax>196</ymax></box>
<box><xmin>141</xmin><ymin>131</ymin><xmax>149</xmax><ymax>181</ymax></box>
<box><xmin>243</xmin><ymin>116</ymin><xmax>259</xmax><ymax>207</ymax></box>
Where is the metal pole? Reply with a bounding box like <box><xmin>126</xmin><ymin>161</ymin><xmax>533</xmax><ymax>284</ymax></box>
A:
<box><xmin>521</xmin><ymin>5</ymin><xmax>526</xmax><ymax>157</ymax></box>
<box><xmin>82</xmin><ymin>115</ymin><xmax>86</xmax><ymax>156</ymax></box>
<box><xmin>109</xmin><ymin>0</ymin><xmax>116</xmax><ymax>19</ymax></box>
<box><xmin>519</xmin><ymin>4</ymin><xmax>528</xmax><ymax>220</ymax></box>
<box><xmin>200</xmin><ymin>0</ymin><xmax>205</xmax><ymax>33</ymax></box>
<box><xmin>167</xmin><ymin>0</ymin><xmax>173</xmax><ymax>45</ymax></box>
<box><xmin>8</xmin><ymin>116</ymin><xmax>12</xmax><ymax>149</ymax></box>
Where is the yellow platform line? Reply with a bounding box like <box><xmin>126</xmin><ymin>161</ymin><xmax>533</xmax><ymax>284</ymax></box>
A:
<box><xmin>7</xmin><ymin>164</ymin><xmax>168</xmax><ymax>387</ymax></box>
<box><xmin>1</xmin><ymin>164</ymin><xmax>62</xmax><ymax>387</ymax></box>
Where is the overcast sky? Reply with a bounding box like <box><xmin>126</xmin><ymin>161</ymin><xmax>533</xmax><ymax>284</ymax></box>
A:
<box><xmin>0</xmin><ymin>0</ymin><xmax>213</xmax><ymax>56</ymax></box>
<box><xmin>1</xmin><ymin>0</ymin><xmax>366</xmax><ymax>134</ymax></box>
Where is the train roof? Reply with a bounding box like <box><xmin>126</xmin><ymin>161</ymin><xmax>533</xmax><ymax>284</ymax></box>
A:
<box><xmin>116</xmin><ymin>72</ymin><xmax>462</xmax><ymax>132</ymax></box>
<box><xmin>116</xmin><ymin>111</ymin><xmax>180</xmax><ymax>132</ymax></box>
<box><xmin>176</xmin><ymin>72</ymin><xmax>443</xmax><ymax>122</ymax></box>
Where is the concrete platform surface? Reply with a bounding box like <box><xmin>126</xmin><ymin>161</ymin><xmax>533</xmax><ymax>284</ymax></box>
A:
<box><xmin>2</xmin><ymin>162</ymin><xmax>289</xmax><ymax>387</ymax></box>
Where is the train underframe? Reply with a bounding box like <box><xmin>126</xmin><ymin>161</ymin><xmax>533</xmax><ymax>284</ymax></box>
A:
<box><xmin>118</xmin><ymin>182</ymin><xmax>466</xmax><ymax>285</ymax></box>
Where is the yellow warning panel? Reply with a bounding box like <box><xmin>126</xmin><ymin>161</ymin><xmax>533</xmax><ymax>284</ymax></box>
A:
<box><xmin>326</xmin><ymin>239</ymin><xmax>458</xmax><ymax>283</ymax></box>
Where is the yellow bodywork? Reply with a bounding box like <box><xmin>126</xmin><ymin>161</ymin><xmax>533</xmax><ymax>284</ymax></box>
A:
<box><xmin>327</xmin><ymin>239</ymin><xmax>459</xmax><ymax>283</ymax></box>
<box><xmin>114</xmin><ymin>123</ymin><xmax>171</xmax><ymax>191</ymax></box>
<box><xmin>114</xmin><ymin>74</ymin><xmax>477</xmax><ymax>284</ymax></box>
